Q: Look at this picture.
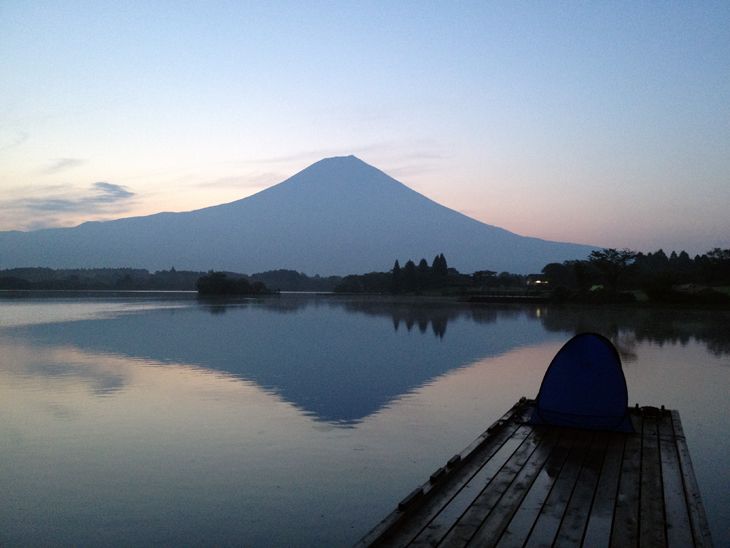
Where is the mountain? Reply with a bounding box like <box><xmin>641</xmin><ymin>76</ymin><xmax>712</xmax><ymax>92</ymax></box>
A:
<box><xmin>0</xmin><ymin>155</ymin><xmax>595</xmax><ymax>274</ymax></box>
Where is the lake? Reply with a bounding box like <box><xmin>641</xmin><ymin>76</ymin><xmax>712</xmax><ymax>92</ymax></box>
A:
<box><xmin>0</xmin><ymin>293</ymin><xmax>728</xmax><ymax>546</ymax></box>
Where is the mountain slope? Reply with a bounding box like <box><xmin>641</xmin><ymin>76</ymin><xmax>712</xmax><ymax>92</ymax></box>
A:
<box><xmin>0</xmin><ymin>156</ymin><xmax>595</xmax><ymax>274</ymax></box>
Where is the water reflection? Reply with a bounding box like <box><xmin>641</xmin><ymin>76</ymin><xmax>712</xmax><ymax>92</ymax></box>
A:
<box><xmin>540</xmin><ymin>306</ymin><xmax>730</xmax><ymax>360</ymax></box>
<box><xmin>2</xmin><ymin>298</ymin><xmax>556</xmax><ymax>425</ymax></box>
<box><xmin>0</xmin><ymin>295</ymin><xmax>728</xmax><ymax>545</ymax></box>
<box><xmin>237</xmin><ymin>297</ymin><xmax>730</xmax><ymax>358</ymax></box>
<box><xmin>24</xmin><ymin>358</ymin><xmax>127</xmax><ymax>395</ymax></box>
<box><xmin>3</xmin><ymin>297</ymin><xmax>729</xmax><ymax>428</ymax></box>
<box><xmin>338</xmin><ymin>298</ymin><xmax>508</xmax><ymax>338</ymax></box>
<box><xmin>0</xmin><ymin>341</ymin><xmax>130</xmax><ymax>396</ymax></box>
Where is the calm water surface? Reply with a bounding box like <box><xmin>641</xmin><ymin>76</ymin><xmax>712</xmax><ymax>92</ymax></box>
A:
<box><xmin>0</xmin><ymin>293</ymin><xmax>728</xmax><ymax>546</ymax></box>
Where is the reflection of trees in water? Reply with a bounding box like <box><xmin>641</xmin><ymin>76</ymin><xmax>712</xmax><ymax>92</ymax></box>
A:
<box><xmin>613</xmin><ymin>332</ymin><xmax>638</xmax><ymax>363</ymax></box>
<box><xmin>201</xmin><ymin>303</ymin><xmax>228</xmax><ymax>315</ymax></box>
<box><xmin>339</xmin><ymin>299</ymin><xmax>530</xmax><ymax>339</ymax></box>
<box><xmin>707</xmin><ymin>339</ymin><xmax>730</xmax><ymax>358</ymax></box>
<box><xmin>198</xmin><ymin>296</ymin><xmax>535</xmax><ymax>336</ymax></box>
<box><xmin>541</xmin><ymin>306</ymin><xmax>730</xmax><ymax>360</ymax></box>
<box><xmin>692</xmin><ymin>322</ymin><xmax>730</xmax><ymax>358</ymax></box>
<box><xmin>198</xmin><ymin>295</ymin><xmax>304</xmax><ymax>315</ymax></box>
<box><xmin>346</xmin><ymin>300</ymin><xmax>461</xmax><ymax>339</ymax></box>
<box><xmin>197</xmin><ymin>296</ymin><xmax>730</xmax><ymax>359</ymax></box>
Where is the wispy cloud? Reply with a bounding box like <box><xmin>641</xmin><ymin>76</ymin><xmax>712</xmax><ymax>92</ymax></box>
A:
<box><xmin>386</xmin><ymin>162</ymin><xmax>447</xmax><ymax>180</ymax></box>
<box><xmin>7</xmin><ymin>182</ymin><xmax>135</xmax><ymax>213</ymax></box>
<box><xmin>242</xmin><ymin>150</ymin><xmax>351</xmax><ymax>166</ymax></box>
<box><xmin>0</xmin><ymin>182</ymin><xmax>136</xmax><ymax>230</ymax></box>
<box><xmin>369</xmin><ymin>143</ymin><xmax>449</xmax><ymax>181</ymax></box>
<box><xmin>235</xmin><ymin>142</ymin><xmax>446</xmax><ymax>170</ymax></box>
<box><xmin>91</xmin><ymin>182</ymin><xmax>134</xmax><ymax>202</ymax></box>
<box><xmin>0</xmin><ymin>129</ymin><xmax>29</xmax><ymax>153</ymax></box>
<box><xmin>41</xmin><ymin>157</ymin><xmax>85</xmax><ymax>174</ymax></box>
<box><xmin>238</xmin><ymin>144</ymin><xmax>397</xmax><ymax>167</ymax></box>
<box><xmin>195</xmin><ymin>173</ymin><xmax>280</xmax><ymax>190</ymax></box>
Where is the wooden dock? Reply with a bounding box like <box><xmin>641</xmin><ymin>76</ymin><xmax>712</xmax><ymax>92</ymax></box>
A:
<box><xmin>358</xmin><ymin>398</ymin><xmax>712</xmax><ymax>547</ymax></box>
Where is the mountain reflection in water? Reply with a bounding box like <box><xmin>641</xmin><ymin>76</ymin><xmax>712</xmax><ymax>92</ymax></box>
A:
<box><xmin>3</xmin><ymin>296</ymin><xmax>729</xmax><ymax>426</ymax></box>
<box><xmin>4</xmin><ymin>298</ymin><xmax>553</xmax><ymax>425</ymax></box>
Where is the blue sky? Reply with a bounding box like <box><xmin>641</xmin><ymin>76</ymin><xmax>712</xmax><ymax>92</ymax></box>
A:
<box><xmin>1</xmin><ymin>1</ymin><xmax>729</xmax><ymax>254</ymax></box>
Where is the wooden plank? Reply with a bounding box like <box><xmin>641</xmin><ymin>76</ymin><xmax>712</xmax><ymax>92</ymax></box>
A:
<box><xmin>672</xmin><ymin>410</ymin><xmax>713</xmax><ymax>548</ymax></box>
<box><xmin>495</xmin><ymin>431</ymin><xmax>575</xmax><ymax>548</ymax></box>
<box><xmin>360</xmin><ymin>401</ymin><xmax>528</xmax><ymax>547</ymax></box>
<box><xmin>409</xmin><ymin>426</ymin><xmax>537</xmax><ymax>547</ymax></box>
<box><xmin>359</xmin><ymin>404</ymin><xmax>713</xmax><ymax>548</ymax></box>
<box><xmin>386</xmin><ymin>424</ymin><xmax>529</xmax><ymax>546</ymax></box>
<box><xmin>523</xmin><ymin>429</ymin><xmax>594</xmax><ymax>548</ymax></box>
<box><xmin>466</xmin><ymin>429</ymin><xmax>562</xmax><ymax>546</ymax></box>
<box><xmin>658</xmin><ymin>411</ymin><xmax>694</xmax><ymax>547</ymax></box>
<box><xmin>552</xmin><ymin>432</ymin><xmax>610</xmax><ymax>547</ymax></box>
<box><xmin>639</xmin><ymin>413</ymin><xmax>667</xmax><ymax>547</ymax></box>
<box><xmin>436</xmin><ymin>426</ymin><xmax>547</xmax><ymax>546</ymax></box>
<box><xmin>581</xmin><ymin>432</ymin><xmax>625</xmax><ymax>548</ymax></box>
<box><xmin>610</xmin><ymin>412</ymin><xmax>642</xmax><ymax>548</ymax></box>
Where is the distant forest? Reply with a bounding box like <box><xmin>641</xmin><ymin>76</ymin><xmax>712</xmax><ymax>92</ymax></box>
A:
<box><xmin>1</xmin><ymin>247</ymin><xmax>729</xmax><ymax>305</ymax></box>
<box><xmin>542</xmin><ymin>248</ymin><xmax>730</xmax><ymax>304</ymax></box>
<box><xmin>334</xmin><ymin>253</ymin><xmax>538</xmax><ymax>295</ymax></box>
<box><xmin>0</xmin><ymin>267</ymin><xmax>341</xmax><ymax>292</ymax></box>
<box><xmin>334</xmin><ymin>248</ymin><xmax>730</xmax><ymax>305</ymax></box>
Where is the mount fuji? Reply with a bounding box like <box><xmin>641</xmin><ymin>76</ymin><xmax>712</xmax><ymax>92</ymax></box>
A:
<box><xmin>0</xmin><ymin>156</ymin><xmax>594</xmax><ymax>274</ymax></box>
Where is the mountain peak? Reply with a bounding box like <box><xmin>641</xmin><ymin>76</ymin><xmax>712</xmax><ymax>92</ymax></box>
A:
<box><xmin>319</xmin><ymin>154</ymin><xmax>360</xmax><ymax>163</ymax></box>
<box><xmin>304</xmin><ymin>154</ymin><xmax>370</xmax><ymax>173</ymax></box>
<box><xmin>0</xmin><ymin>155</ymin><xmax>595</xmax><ymax>274</ymax></box>
<box><xmin>275</xmin><ymin>154</ymin><xmax>392</xmax><ymax>194</ymax></box>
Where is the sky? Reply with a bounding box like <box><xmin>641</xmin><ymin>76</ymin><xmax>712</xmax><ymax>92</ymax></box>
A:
<box><xmin>1</xmin><ymin>1</ymin><xmax>729</xmax><ymax>255</ymax></box>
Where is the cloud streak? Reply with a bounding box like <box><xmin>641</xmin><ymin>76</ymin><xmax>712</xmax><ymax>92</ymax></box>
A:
<box><xmin>42</xmin><ymin>157</ymin><xmax>85</xmax><ymax>174</ymax></box>
<box><xmin>238</xmin><ymin>143</ymin><xmax>401</xmax><ymax>167</ymax></box>
<box><xmin>0</xmin><ymin>182</ymin><xmax>136</xmax><ymax>230</ymax></box>
<box><xmin>195</xmin><ymin>173</ymin><xmax>279</xmax><ymax>190</ymax></box>
<box><xmin>0</xmin><ymin>130</ymin><xmax>29</xmax><ymax>153</ymax></box>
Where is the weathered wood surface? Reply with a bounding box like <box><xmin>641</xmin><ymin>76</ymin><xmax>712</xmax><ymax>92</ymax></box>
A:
<box><xmin>357</xmin><ymin>399</ymin><xmax>712</xmax><ymax>548</ymax></box>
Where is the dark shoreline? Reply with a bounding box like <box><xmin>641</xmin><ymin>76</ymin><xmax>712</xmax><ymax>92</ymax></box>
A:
<box><xmin>2</xmin><ymin>288</ymin><xmax>729</xmax><ymax>311</ymax></box>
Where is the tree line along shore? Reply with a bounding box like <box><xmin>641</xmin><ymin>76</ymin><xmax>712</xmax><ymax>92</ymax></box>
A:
<box><xmin>336</xmin><ymin>248</ymin><xmax>730</xmax><ymax>305</ymax></box>
<box><xmin>1</xmin><ymin>247</ymin><xmax>729</xmax><ymax>304</ymax></box>
<box><xmin>0</xmin><ymin>267</ymin><xmax>338</xmax><ymax>293</ymax></box>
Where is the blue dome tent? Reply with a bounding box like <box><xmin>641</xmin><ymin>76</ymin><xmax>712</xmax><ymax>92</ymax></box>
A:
<box><xmin>530</xmin><ymin>333</ymin><xmax>634</xmax><ymax>432</ymax></box>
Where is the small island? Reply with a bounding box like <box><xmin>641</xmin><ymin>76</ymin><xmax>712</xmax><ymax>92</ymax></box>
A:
<box><xmin>195</xmin><ymin>272</ymin><xmax>274</xmax><ymax>296</ymax></box>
